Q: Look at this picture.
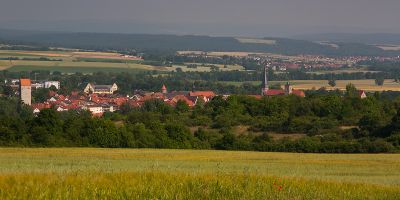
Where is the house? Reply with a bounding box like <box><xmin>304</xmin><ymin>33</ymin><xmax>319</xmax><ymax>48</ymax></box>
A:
<box><xmin>167</xmin><ymin>95</ymin><xmax>195</xmax><ymax>107</ymax></box>
<box><xmin>31</xmin><ymin>82</ymin><xmax>44</xmax><ymax>89</ymax></box>
<box><xmin>32</xmin><ymin>103</ymin><xmax>51</xmax><ymax>114</ymax></box>
<box><xmin>359</xmin><ymin>90</ymin><xmax>367</xmax><ymax>99</ymax></box>
<box><xmin>83</xmin><ymin>105</ymin><xmax>104</xmax><ymax>116</ymax></box>
<box><xmin>189</xmin><ymin>91</ymin><xmax>216</xmax><ymax>102</ymax></box>
<box><xmin>84</xmin><ymin>83</ymin><xmax>118</xmax><ymax>94</ymax></box>
<box><xmin>44</xmin><ymin>81</ymin><xmax>60</xmax><ymax>89</ymax></box>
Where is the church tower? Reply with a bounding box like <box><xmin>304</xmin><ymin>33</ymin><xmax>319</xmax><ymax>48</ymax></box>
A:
<box><xmin>261</xmin><ymin>65</ymin><xmax>269</xmax><ymax>96</ymax></box>
<box><xmin>285</xmin><ymin>81</ymin><xmax>293</xmax><ymax>95</ymax></box>
<box><xmin>161</xmin><ymin>84</ymin><xmax>167</xmax><ymax>94</ymax></box>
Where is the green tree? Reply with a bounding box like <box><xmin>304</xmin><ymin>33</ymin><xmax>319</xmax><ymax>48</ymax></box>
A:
<box><xmin>175</xmin><ymin>100</ymin><xmax>190</xmax><ymax>113</ymax></box>
<box><xmin>375</xmin><ymin>76</ymin><xmax>385</xmax><ymax>86</ymax></box>
<box><xmin>328</xmin><ymin>79</ymin><xmax>336</xmax><ymax>87</ymax></box>
<box><xmin>345</xmin><ymin>83</ymin><xmax>358</xmax><ymax>98</ymax></box>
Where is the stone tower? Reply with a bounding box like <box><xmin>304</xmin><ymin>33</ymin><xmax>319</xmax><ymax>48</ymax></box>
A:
<box><xmin>19</xmin><ymin>79</ymin><xmax>31</xmax><ymax>105</ymax></box>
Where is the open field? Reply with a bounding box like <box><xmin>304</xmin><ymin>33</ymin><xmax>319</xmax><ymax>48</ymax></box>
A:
<box><xmin>222</xmin><ymin>79</ymin><xmax>400</xmax><ymax>92</ymax></box>
<box><xmin>0</xmin><ymin>148</ymin><xmax>399</xmax><ymax>199</ymax></box>
<box><xmin>375</xmin><ymin>45</ymin><xmax>400</xmax><ymax>51</ymax></box>
<box><xmin>0</xmin><ymin>50</ymin><xmax>142</xmax><ymax>60</ymax></box>
<box><xmin>0</xmin><ymin>50</ymin><xmax>245</xmax><ymax>73</ymax></box>
<box><xmin>307</xmin><ymin>68</ymin><xmax>381</xmax><ymax>74</ymax></box>
<box><xmin>174</xmin><ymin>63</ymin><xmax>245</xmax><ymax>72</ymax></box>
<box><xmin>236</xmin><ymin>37</ymin><xmax>277</xmax><ymax>45</ymax></box>
<box><xmin>315</xmin><ymin>41</ymin><xmax>339</xmax><ymax>49</ymax></box>
<box><xmin>177</xmin><ymin>51</ymin><xmax>266</xmax><ymax>57</ymax></box>
<box><xmin>6</xmin><ymin>60</ymin><xmax>159</xmax><ymax>72</ymax></box>
<box><xmin>0</xmin><ymin>50</ymin><xmax>154</xmax><ymax>73</ymax></box>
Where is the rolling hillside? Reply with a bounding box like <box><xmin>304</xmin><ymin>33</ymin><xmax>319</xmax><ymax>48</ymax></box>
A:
<box><xmin>0</xmin><ymin>29</ymin><xmax>399</xmax><ymax>56</ymax></box>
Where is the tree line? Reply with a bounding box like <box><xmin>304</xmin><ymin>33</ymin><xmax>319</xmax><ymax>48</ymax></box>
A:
<box><xmin>0</xmin><ymin>86</ymin><xmax>399</xmax><ymax>153</ymax></box>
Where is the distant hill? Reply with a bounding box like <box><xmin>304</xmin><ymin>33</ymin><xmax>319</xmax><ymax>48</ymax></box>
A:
<box><xmin>0</xmin><ymin>29</ymin><xmax>399</xmax><ymax>56</ymax></box>
<box><xmin>293</xmin><ymin>33</ymin><xmax>400</xmax><ymax>45</ymax></box>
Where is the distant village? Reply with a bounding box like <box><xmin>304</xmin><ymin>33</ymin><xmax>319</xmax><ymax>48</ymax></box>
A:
<box><xmin>7</xmin><ymin>66</ymin><xmax>318</xmax><ymax>117</ymax></box>
<box><xmin>178</xmin><ymin>51</ymin><xmax>400</xmax><ymax>71</ymax></box>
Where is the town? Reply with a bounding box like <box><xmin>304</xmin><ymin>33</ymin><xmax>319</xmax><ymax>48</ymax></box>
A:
<box><xmin>9</xmin><ymin>65</ymin><xmax>310</xmax><ymax>116</ymax></box>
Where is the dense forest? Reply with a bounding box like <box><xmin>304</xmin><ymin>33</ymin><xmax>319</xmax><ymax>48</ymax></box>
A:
<box><xmin>1</xmin><ymin>29</ymin><xmax>400</xmax><ymax>56</ymax></box>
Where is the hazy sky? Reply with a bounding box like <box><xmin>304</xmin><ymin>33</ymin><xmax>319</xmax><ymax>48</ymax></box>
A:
<box><xmin>1</xmin><ymin>0</ymin><xmax>400</xmax><ymax>37</ymax></box>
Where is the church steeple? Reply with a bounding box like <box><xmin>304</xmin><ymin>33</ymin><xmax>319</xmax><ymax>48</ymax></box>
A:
<box><xmin>261</xmin><ymin>65</ymin><xmax>269</xmax><ymax>96</ymax></box>
<box><xmin>161</xmin><ymin>84</ymin><xmax>167</xmax><ymax>94</ymax></box>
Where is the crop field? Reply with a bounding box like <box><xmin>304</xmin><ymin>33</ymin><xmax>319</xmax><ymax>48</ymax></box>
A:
<box><xmin>0</xmin><ymin>148</ymin><xmax>399</xmax><ymax>199</ymax></box>
<box><xmin>0</xmin><ymin>50</ymin><xmax>245</xmax><ymax>73</ymax></box>
<box><xmin>375</xmin><ymin>44</ymin><xmax>400</xmax><ymax>51</ymax></box>
<box><xmin>174</xmin><ymin>63</ymin><xmax>245</xmax><ymax>72</ymax></box>
<box><xmin>222</xmin><ymin>79</ymin><xmax>400</xmax><ymax>92</ymax></box>
<box><xmin>6</xmin><ymin>60</ymin><xmax>159</xmax><ymax>72</ymax></box>
<box><xmin>236</xmin><ymin>37</ymin><xmax>277</xmax><ymax>45</ymax></box>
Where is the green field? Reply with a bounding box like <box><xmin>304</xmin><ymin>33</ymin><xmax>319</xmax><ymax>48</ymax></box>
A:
<box><xmin>222</xmin><ymin>79</ymin><xmax>400</xmax><ymax>92</ymax></box>
<box><xmin>0</xmin><ymin>148</ymin><xmax>399</xmax><ymax>199</ymax></box>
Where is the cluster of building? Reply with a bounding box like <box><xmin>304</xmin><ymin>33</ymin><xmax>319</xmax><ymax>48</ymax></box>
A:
<box><xmin>13</xmin><ymin>66</ymin><xmax>312</xmax><ymax>116</ymax></box>
<box><xmin>258</xmin><ymin>55</ymin><xmax>400</xmax><ymax>71</ymax></box>
<box><xmin>13</xmin><ymin>68</ymin><xmax>372</xmax><ymax>117</ymax></box>
<box><xmin>178</xmin><ymin>50</ymin><xmax>400</xmax><ymax>71</ymax></box>
<box><xmin>6</xmin><ymin>79</ymin><xmax>60</xmax><ymax>91</ymax></box>
<box><xmin>259</xmin><ymin>66</ymin><xmax>305</xmax><ymax>97</ymax></box>
<box><xmin>15</xmin><ymin>79</ymin><xmax>217</xmax><ymax>116</ymax></box>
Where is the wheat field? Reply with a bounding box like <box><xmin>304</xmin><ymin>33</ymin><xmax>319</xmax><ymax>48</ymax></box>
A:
<box><xmin>0</xmin><ymin>148</ymin><xmax>399</xmax><ymax>199</ymax></box>
<box><xmin>223</xmin><ymin>79</ymin><xmax>400</xmax><ymax>92</ymax></box>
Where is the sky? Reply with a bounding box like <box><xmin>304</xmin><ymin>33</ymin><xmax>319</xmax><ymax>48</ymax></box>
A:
<box><xmin>1</xmin><ymin>0</ymin><xmax>400</xmax><ymax>37</ymax></box>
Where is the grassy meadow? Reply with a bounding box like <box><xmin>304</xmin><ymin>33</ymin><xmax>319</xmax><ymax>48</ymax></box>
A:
<box><xmin>222</xmin><ymin>79</ymin><xmax>400</xmax><ymax>92</ymax></box>
<box><xmin>0</xmin><ymin>148</ymin><xmax>399</xmax><ymax>199</ymax></box>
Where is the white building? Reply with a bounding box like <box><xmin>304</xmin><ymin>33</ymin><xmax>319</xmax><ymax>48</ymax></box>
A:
<box><xmin>84</xmin><ymin>83</ymin><xmax>118</xmax><ymax>94</ymax></box>
<box><xmin>82</xmin><ymin>105</ymin><xmax>104</xmax><ymax>115</ymax></box>
<box><xmin>44</xmin><ymin>81</ymin><xmax>60</xmax><ymax>89</ymax></box>
<box><xmin>31</xmin><ymin>83</ymin><xmax>44</xmax><ymax>89</ymax></box>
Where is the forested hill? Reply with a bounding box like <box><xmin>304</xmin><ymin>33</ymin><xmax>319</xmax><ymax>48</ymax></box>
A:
<box><xmin>0</xmin><ymin>29</ymin><xmax>399</xmax><ymax>56</ymax></box>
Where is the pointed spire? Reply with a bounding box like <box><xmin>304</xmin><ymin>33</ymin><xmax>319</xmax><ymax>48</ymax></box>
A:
<box><xmin>161</xmin><ymin>84</ymin><xmax>167</xmax><ymax>94</ymax></box>
<box><xmin>261</xmin><ymin>65</ymin><xmax>269</xmax><ymax>96</ymax></box>
<box><xmin>192</xmin><ymin>82</ymin><xmax>196</xmax><ymax>92</ymax></box>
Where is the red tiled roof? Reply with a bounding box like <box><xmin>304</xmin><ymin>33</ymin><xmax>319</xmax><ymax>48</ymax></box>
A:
<box><xmin>171</xmin><ymin>95</ymin><xmax>195</xmax><ymax>107</ymax></box>
<box><xmin>265</xmin><ymin>89</ymin><xmax>285</xmax><ymax>96</ymax></box>
<box><xmin>32</xmin><ymin>103</ymin><xmax>51</xmax><ymax>110</ymax></box>
<box><xmin>189</xmin><ymin>91</ymin><xmax>216</xmax><ymax>98</ymax></box>
<box><xmin>20</xmin><ymin>79</ymin><xmax>31</xmax><ymax>86</ymax></box>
